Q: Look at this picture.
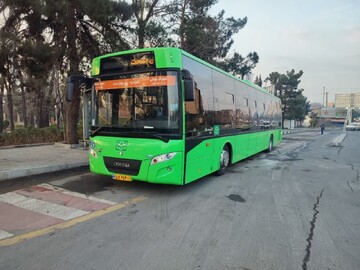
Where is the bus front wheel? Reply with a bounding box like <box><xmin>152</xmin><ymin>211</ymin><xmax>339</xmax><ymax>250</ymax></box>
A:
<box><xmin>216</xmin><ymin>145</ymin><xmax>230</xmax><ymax>176</ymax></box>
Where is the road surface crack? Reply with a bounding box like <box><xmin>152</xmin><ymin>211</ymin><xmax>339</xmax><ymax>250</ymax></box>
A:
<box><xmin>347</xmin><ymin>164</ymin><xmax>359</xmax><ymax>182</ymax></box>
<box><xmin>302</xmin><ymin>187</ymin><xmax>325</xmax><ymax>270</ymax></box>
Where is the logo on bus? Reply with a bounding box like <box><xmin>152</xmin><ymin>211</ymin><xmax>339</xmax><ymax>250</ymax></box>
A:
<box><xmin>214</xmin><ymin>125</ymin><xmax>220</xmax><ymax>136</ymax></box>
<box><xmin>115</xmin><ymin>140</ymin><xmax>128</xmax><ymax>156</ymax></box>
<box><xmin>113</xmin><ymin>161</ymin><xmax>130</xmax><ymax>168</ymax></box>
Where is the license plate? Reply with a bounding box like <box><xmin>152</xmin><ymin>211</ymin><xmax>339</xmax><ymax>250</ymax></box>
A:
<box><xmin>112</xmin><ymin>174</ymin><xmax>132</xmax><ymax>181</ymax></box>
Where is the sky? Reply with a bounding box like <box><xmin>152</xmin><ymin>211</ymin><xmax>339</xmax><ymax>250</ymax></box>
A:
<box><xmin>210</xmin><ymin>0</ymin><xmax>360</xmax><ymax>104</ymax></box>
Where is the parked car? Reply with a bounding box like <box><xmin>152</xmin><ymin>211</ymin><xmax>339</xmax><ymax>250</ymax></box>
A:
<box><xmin>345</xmin><ymin>122</ymin><xmax>360</xmax><ymax>131</ymax></box>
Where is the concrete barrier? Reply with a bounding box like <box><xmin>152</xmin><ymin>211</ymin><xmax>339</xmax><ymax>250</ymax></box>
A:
<box><xmin>328</xmin><ymin>133</ymin><xmax>347</xmax><ymax>147</ymax></box>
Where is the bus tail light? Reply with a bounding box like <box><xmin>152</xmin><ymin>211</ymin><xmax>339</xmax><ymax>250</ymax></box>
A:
<box><xmin>151</xmin><ymin>153</ymin><xmax>176</xmax><ymax>165</ymax></box>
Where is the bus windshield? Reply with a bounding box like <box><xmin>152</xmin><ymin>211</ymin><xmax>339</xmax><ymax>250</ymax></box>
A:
<box><xmin>92</xmin><ymin>70</ymin><xmax>180</xmax><ymax>136</ymax></box>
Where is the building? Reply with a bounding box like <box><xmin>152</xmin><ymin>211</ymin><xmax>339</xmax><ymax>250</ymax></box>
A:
<box><xmin>310</xmin><ymin>103</ymin><xmax>347</xmax><ymax>126</ymax></box>
<box><xmin>319</xmin><ymin>107</ymin><xmax>347</xmax><ymax>124</ymax></box>
<box><xmin>335</xmin><ymin>93</ymin><xmax>360</xmax><ymax>108</ymax></box>
<box><xmin>334</xmin><ymin>92</ymin><xmax>360</xmax><ymax>124</ymax></box>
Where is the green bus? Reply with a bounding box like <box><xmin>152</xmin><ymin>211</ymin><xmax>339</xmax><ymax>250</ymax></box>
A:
<box><xmin>67</xmin><ymin>47</ymin><xmax>282</xmax><ymax>185</ymax></box>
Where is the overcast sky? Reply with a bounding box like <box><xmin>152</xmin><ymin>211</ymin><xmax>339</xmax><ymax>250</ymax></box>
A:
<box><xmin>210</xmin><ymin>0</ymin><xmax>360</xmax><ymax>104</ymax></box>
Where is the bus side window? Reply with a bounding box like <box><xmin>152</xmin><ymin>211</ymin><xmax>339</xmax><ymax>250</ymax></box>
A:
<box><xmin>185</xmin><ymin>82</ymin><xmax>207</xmax><ymax>136</ymax></box>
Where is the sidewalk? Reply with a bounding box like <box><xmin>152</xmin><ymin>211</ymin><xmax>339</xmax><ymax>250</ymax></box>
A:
<box><xmin>0</xmin><ymin>143</ymin><xmax>89</xmax><ymax>182</ymax></box>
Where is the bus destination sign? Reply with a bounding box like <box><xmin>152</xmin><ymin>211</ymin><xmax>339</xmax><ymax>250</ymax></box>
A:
<box><xmin>100</xmin><ymin>52</ymin><xmax>156</xmax><ymax>74</ymax></box>
<box><xmin>95</xmin><ymin>76</ymin><xmax>176</xmax><ymax>91</ymax></box>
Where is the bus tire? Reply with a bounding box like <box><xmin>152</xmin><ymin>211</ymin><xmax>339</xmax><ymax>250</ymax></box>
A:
<box><xmin>267</xmin><ymin>136</ymin><xmax>273</xmax><ymax>152</ymax></box>
<box><xmin>216</xmin><ymin>144</ymin><xmax>230</xmax><ymax>176</ymax></box>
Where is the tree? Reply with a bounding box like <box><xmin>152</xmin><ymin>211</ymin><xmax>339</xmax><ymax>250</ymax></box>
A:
<box><xmin>0</xmin><ymin>27</ymin><xmax>19</xmax><ymax>132</ymax></box>
<box><xmin>19</xmin><ymin>41</ymin><xmax>56</xmax><ymax>128</ymax></box>
<box><xmin>254</xmin><ymin>75</ymin><xmax>262</xmax><ymax>87</ymax></box>
<box><xmin>168</xmin><ymin>0</ymin><xmax>247</xmax><ymax>63</ymax></box>
<box><xmin>1</xmin><ymin>0</ymin><xmax>258</xmax><ymax>143</ymax></box>
<box><xmin>62</xmin><ymin>0</ymin><xmax>132</xmax><ymax>143</ymax></box>
<box><xmin>287</xmin><ymin>92</ymin><xmax>310</xmax><ymax>125</ymax></box>
<box><xmin>131</xmin><ymin>0</ymin><xmax>163</xmax><ymax>48</ymax></box>
<box><xmin>267</xmin><ymin>69</ymin><xmax>306</xmax><ymax>126</ymax></box>
<box><xmin>143</xmin><ymin>21</ymin><xmax>176</xmax><ymax>47</ymax></box>
<box><xmin>0</xmin><ymin>76</ymin><xmax>4</xmax><ymax>133</ymax></box>
<box><xmin>1</xmin><ymin>0</ymin><xmax>133</xmax><ymax>143</ymax></box>
<box><xmin>221</xmin><ymin>52</ymin><xmax>259</xmax><ymax>79</ymax></box>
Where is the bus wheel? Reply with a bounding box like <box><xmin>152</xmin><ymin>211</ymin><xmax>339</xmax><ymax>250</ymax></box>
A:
<box><xmin>216</xmin><ymin>145</ymin><xmax>230</xmax><ymax>176</ymax></box>
<box><xmin>267</xmin><ymin>137</ymin><xmax>273</xmax><ymax>152</ymax></box>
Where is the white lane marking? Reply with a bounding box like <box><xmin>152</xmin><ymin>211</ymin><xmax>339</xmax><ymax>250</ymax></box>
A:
<box><xmin>0</xmin><ymin>229</ymin><xmax>14</xmax><ymax>240</ymax></box>
<box><xmin>0</xmin><ymin>193</ymin><xmax>89</xmax><ymax>221</ymax></box>
<box><xmin>39</xmin><ymin>183</ymin><xmax>117</xmax><ymax>205</ymax></box>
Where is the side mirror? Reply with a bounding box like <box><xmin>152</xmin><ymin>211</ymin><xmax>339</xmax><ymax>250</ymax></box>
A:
<box><xmin>66</xmin><ymin>79</ymin><xmax>75</xmax><ymax>101</ymax></box>
<box><xmin>66</xmin><ymin>75</ymin><xmax>93</xmax><ymax>101</ymax></box>
<box><xmin>184</xmin><ymin>79</ymin><xmax>195</xmax><ymax>101</ymax></box>
<box><xmin>182</xmin><ymin>70</ymin><xmax>195</xmax><ymax>101</ymax></box>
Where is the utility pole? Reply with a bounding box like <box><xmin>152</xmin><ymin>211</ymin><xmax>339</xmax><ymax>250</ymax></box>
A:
<box><xmin>325</xmin><ymin>92</ymin><xmax>328</xmax><ymax>107</ymax></box>
<box><xmin>322</xmin><ymin>86</ymin><xmax>325</xmax><ymax>107</ymax></box>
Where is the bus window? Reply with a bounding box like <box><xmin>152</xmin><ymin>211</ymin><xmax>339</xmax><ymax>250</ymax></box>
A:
<box><xmin>235</xmin><ymin>95</ymin><xmax>251</xmax><ymax>131</ymax></box>
<box><xmin>213</xmin><ymin>73</ymin><xmax>235</xmax><ymax>130</ymax></box>
<box><xmin>94</xmin><ymin>71</ymin><xmax>180</xmax><ymax>133</ymax></box>
<box><xmin>183</xmin><ymin>57</ymin><xmax>214</xmax><ymax>137</ymax></box>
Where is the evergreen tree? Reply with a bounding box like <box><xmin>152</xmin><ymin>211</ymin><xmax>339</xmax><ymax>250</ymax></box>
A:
<box><xmin>1</xmin><ymin>0</ymin><xmax>133</xmax><ymax>143</ymax></box>
<box><xmin>221</xmin><ymin>52</ymin><xmax>259</xmax><ymax>79</ymax></box>
<box><xmin>168</xmin><ymin>0</ymin><xmax>247</xmax><ymax>63</ymax></box>
<box><xmin>18</xmin><ymin>40</ymin><xmax>56</xmax><ymax>128</ymax></box>
<box><xmin>131</xmin><ymin>0</ymin><xmax>164</xmax><ymax>48</ymax></box>
<box><xmin>1</xmin><ymin>0</ymin><xmax>260</xmax><ymax>142</ymax></box>
<box><xmin>287</xmin><ymin>92</ymin><xmax>310</xmax><ymax>125</ymax></box>
<box><xmin>254</xmin><ymin>75</ymin><xmax>263</xmax><ymax>87</ymax></box>
<box><xmin>267</xmin><ymin>69</ymin><xmax>307</xmax><ymax>126</ymax></box>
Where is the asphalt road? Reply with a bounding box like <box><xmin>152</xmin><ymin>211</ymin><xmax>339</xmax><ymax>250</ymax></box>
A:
<box><xmin>0</xmin><ymin>129</ymin><xmax>359</xmax><ymax>270</ymax></box>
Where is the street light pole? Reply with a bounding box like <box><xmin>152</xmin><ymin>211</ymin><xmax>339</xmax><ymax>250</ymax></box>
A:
<box><xmin>326</xmin><ymin>92</ymin><xmax>328</xmax><ymax>107</ymax></box>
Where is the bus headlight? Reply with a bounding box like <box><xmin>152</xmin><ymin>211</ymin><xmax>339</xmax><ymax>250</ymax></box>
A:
<box><xmin>151</xmin><ymin>153</ymin><xmax>176</xmax><ymax>165</ymax></box>
<box><xmin>90</xmin><ymin>149</ymin><xmax>98</xmax><ymax>158</ymax></box>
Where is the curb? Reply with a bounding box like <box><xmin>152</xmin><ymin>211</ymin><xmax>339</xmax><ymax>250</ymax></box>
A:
<box><xmin>0</xmin><ymin>162</ymin><xmax>89</xmax><ymax>182</ymax></box>
<box><xmin>0</xmin><ymin>142</ymin><xmax>89</xmax><ymax>150</ymax></box>
<box><xmin>54</xmin><ymin>142</ymin><xmax>88</xmax><ymax>149</ymax></box>
<box><xmin>282</xmin><ymin>130</ymin><xmax>295</xmax><ymax>135</ymax></box>
<box><xmin>0</xmin><ymin>143</ymin><xmax>54</xmax><ymax>150</ymax></box>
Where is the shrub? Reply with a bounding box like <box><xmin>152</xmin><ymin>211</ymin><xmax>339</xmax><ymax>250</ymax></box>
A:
<box><xmin>3</xmin><ymin>120</ymin><xmax>10</xmax><ymax>129</ymax></box>
<box><xmin>0</xmin><ymin>126</ymin><xmax>65</xmax><ymax>147</ymax></box>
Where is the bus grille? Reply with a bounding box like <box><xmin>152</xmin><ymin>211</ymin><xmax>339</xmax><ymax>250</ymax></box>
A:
<box><xmin>103</xmin><ymin>157</ymin><xmax>142</xmax><ymax>176</ymax></box>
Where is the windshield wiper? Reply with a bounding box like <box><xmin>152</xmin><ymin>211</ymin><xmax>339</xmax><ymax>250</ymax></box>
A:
<box><xmin>121</xmin><ymin>131</ymin><xmax>169</xmax><ymax>143</ymax></box>
<box><xmin>90</xmin><ymin>126</ymin><xmax>106</xmax><ymax>137</ymax></box>
<box><xmin>90</xmin><ymin>126</ymin><xmax>119</xmax><ymax>137</ymax></box>
<box><xmin>146</xmin><ymin>133</ymin><xmax>170</xmax><ymax>143</ymax></box>
<box><xmin>90</xmin><ymin>127</ymin><xmax>170</xmax><ymax>143</ymax></box>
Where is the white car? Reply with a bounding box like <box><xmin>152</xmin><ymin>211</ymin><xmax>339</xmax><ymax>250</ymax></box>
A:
<box><xmin>345</xmin><ymin>122</ymin><xmax>360</xmax><ymax>131</ymax></box>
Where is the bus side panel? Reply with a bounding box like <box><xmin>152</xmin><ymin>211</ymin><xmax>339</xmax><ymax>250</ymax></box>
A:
<box><xmin>247</xmin><ymin>132</ymin><xmax>259</xmax><ymax>156</ymax></box>
<box><xmin>185</xmin><ymin>138</ymin><xmax>215</xmax><ymax>184</ymax></box>
<box><xmin>257</xmin><ymin>130</ymin><xmax>270</xmax><ymax>152</ymax></box>
<box><xmin>274</xmin><ymin>129</ymin><xmax>282</xmax><ymax>146</ymax></box>
<box><xmin>233</xmin><ymin>133</ymin><xmax>250</xmax><ymax>163</ymax></box>
<box><xmin>147</xmin><ymin>152</ymin><xmax>184</xmax><ymax>185</ymax></box>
